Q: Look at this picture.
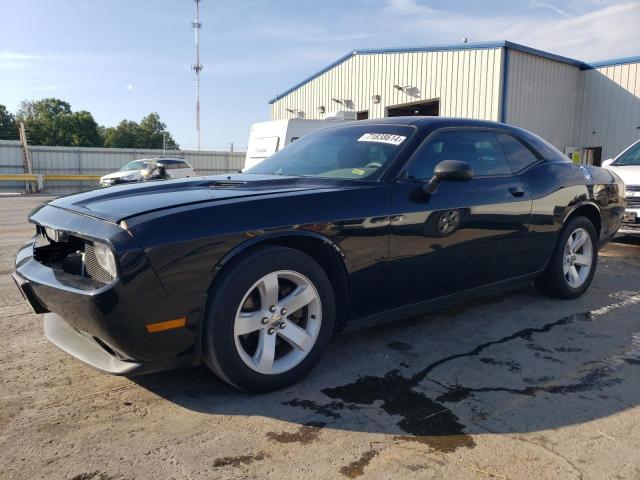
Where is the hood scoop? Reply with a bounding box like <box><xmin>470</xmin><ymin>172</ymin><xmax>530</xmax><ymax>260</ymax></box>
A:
<box><xmin>208</xmin><ymin>179</ymin><xmax>247</xmax><ymax>188</ymax></box>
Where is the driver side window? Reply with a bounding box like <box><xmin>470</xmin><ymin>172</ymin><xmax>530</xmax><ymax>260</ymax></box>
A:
<box><xmin>407</xmin><ymin>130</ymin><xmax>511</xmax><ymax>179</ymax></box>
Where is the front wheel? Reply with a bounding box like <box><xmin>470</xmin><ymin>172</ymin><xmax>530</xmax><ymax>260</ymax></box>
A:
<box><xmin>535</xmin><ymin>216</ymin><xmax>598</xmax><ymax>299</ymax></box>
<box><xmin>203</xmin><ymin>246</ymin><xmax>335</xmax><ymax>392</ymax></box>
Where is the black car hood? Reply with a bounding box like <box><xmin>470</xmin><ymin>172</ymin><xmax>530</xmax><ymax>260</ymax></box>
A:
<box><xmin>47</xmin><ymin>174</ymin><xmax>336</xmax><ymax>223</ymax></box>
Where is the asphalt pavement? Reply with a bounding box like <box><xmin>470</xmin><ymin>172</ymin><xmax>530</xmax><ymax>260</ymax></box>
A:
<box><xmin>1</xmin><ymin>195</ymin><xmax>640</xmax><ymax>479</ymax></box>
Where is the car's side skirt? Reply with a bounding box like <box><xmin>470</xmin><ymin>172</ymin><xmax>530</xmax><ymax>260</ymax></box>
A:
<box><xmin>345</xmin><ymin>269</ymin><xmax>545</xmax><ymax>332</ymax></box>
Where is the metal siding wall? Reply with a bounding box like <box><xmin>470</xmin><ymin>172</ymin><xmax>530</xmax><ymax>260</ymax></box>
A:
<box><xmin>0</xmin><ymin>141</ymin><xmax>245</xmax><ymax>193</ymax></box>
<box><xmin>271</xmin><ymin>48</ymin><xmax>503</xmax><ymax>122</ymax></box>
<box><xmin>505</xmin><ymin>50</ymin><xmax>581</xmax><ymax>150</ymax></box>
<box><xmin>576</xmin><ymin>62</ymin><xmax>640</xmax><ymax>159</ymax></box>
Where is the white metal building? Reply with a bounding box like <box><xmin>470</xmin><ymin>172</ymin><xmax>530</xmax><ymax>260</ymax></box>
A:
<box><xmin>269</xmin><ymin>41</ymin><xmax>640</xmax><ymax>163</ymax></box>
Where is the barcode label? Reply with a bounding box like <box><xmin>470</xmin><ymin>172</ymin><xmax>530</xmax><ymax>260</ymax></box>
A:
<box><xmin>357</xmin><ymin>133</ymin><xmax>406</xmax><ymax>146</ymax></box>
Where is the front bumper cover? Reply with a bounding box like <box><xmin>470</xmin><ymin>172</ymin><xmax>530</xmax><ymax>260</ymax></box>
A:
<box><xmin>43</xmin><ymin>312</ymin><xmax>197</xmax><ymax>375</ymax></box>
<box><xmin>14</xmin><ymin>205</ymin><xmax>206</xmax><ymax>375</ymax></box>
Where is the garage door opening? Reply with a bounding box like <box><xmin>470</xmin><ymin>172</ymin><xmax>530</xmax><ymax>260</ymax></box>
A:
<box><xmin>386</xmin><ymin>99</ymin><xmax>440</xmax><ymax>117</ymax></box>
<box><xmin>584</xmin><ymin>147</ymin><xmax>602</xmax><ymax>167</ymax></box>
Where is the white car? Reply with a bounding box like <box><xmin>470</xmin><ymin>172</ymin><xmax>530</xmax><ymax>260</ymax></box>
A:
<box><xmin>100</xmin><ymin>158</ymin><xmax>195</xmax><ymax>187</ymax></box>
<box><xmin>603</xmin><ymin>140</ymin><xmax>640</xmax><ymax>235</ymax></box>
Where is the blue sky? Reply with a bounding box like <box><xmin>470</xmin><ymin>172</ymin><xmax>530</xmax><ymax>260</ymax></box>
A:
<box><xmin>1</xmin><ymin>0</ymin><xmax>639</xmax><ymax>151</ymax></box>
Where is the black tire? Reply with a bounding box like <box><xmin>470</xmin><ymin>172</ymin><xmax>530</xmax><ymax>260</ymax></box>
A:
<box><xmin>535</xmin><ymin>216</ymin><xmax>598</xmax><ymax>299</ymax></box>
<box><xmin>203</xmin><ymin>246</ymin><xmax>335</xmax><ymax>392</ymax></box>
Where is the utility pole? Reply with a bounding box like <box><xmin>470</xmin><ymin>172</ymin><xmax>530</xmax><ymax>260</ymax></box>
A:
<box><xmin>18</xmin><ymin>122</ymin><xmax>33</xmax><ymax>174</ymax></box>
<box><xmin>18</xmin><ymin>122</ymin><xmax>36</xmax><ymax>193</ymax></box>
<box><xmin>192</xmin><ymin>0</ymin><xmax>203</xmax><ymax>151</ymax></box>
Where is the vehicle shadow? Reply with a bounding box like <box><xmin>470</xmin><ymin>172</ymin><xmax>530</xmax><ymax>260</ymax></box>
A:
<box><xmin>613</xmin><ymin>235</ymin><xmax>640</xmax><ymax>247</ymax></box>
<box><xmin>133</xmin><ymin>274</ymin><xmax>640</xmax><ymax>453</ymax></box>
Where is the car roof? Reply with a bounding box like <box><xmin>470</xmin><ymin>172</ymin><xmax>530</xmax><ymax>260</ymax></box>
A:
<box><xmin>129</xmin><ymin>157</ymin><xmax>187</xmax><ymax>163</ymax></box>
<box><xmin>346</xmin><ymin>116</ymin><xmax>507</xmax><ymax>129</ymax></box>
<box><xmin>325</xmin><ymin>116</ymin><xmax>568</xmax><ymax>163</ymax></box>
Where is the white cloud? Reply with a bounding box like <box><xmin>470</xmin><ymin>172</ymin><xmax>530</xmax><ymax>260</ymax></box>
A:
<box><xmin>500</xmin><ymin>2</ymin><xmax>640</xmax><ymax>60</ymax></box>
<box><xmin>126</xmin><ymin>84</ymin><xmax>134</xmax><ymax>91</ymax></box>
<box><xmin>256</xmin><ymin>25</ymin><xmax>373</xmax><ymax>43</ymax></box>
<box><xmin>527</xmin><ymin>0</ymin><xmax>571</xmax><ymax>17</ymax></box>
<box><xmin>375</xmin><ymin>0</ymin><xmax>640</xmax><ymax>61</ymax></box>
<box><xmin>384</xmin><ymin>0</ymin><xmax>438</xmax><ymax>15</ymax></box>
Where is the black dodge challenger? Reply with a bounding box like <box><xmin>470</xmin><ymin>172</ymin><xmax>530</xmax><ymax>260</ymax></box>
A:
<box><xmin>13</xmin><ymin>118</ymin><xmax>625</xmax><ymax>392</ymax></box>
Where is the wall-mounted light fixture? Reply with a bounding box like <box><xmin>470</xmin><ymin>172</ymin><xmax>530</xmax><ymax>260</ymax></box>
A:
<box><xmin>285</xmin><ymin>108</ymin><xmax>305</xmax><ymax>118</ymax></box>
<box><xmin>318</xmin><ymin>106</ymin><xmax>326</xmax><ymax>114</ymax></box>
<box><xmin>371</xmin><ymin>95</ymin><xmax>381</xmax><ymax>104</ymax></box>
<box><xmin>393</xmin><ymin>85</ymin><xmax>421</xmax><ymax>98</ymax></box>
<box><xmin>331</xmin><ymin>98</ymin><xmax>344</xmax><ymax>105</ymax></box>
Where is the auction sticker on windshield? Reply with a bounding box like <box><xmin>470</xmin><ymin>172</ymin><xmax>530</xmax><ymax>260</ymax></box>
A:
<box><xmin>358</xmin><ymin>133</ymin><xmax>406</xmax><ymax>145</ymax></box>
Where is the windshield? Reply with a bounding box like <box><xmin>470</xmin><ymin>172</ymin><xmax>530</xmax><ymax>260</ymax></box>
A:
<box><xmin>245</xmin><ymin>124</ymin><xmax>415</xmax><ymax>179</ymax></box>
<box><xmin>613</xmin><ymin>141</ymin><xmax>640</xmax><ymax>166</ymax></box>
<box><xmin>119</xmin><ymin>160</ymin><xmax>151</xmax><ymax>172</ymax></box>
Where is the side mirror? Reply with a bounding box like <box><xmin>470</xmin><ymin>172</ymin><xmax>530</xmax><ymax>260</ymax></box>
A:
<box><xmin>424</xmin><ymin>160</ymin><xmax>474</xmax><ymax>194</ymax></box>
<box><xmin>602</xmin><ymin>158</ymin><xmax>614</xmax><ymax>167</ymax></box>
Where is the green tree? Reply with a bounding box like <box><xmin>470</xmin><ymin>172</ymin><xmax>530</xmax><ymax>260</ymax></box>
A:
<box><xmin>102</xmin><ymin>120</ymin><xmax>141</xmax><ymax>148</ymax></box>
<box><xmin>17</xmin><ymin>98</ymin><xmax>71</xmax><ymax>145</ymax></box>
<box><xmin>0</xmin><ymin>105</ymin><xmax>19</xmax><ymax>140</ymax></box>
<box><xmin>139</xmin><ymin>112</ymin><xmax>179</xmax><ymax>149</ymax></box>
<box><xmin>10</xmin><ymin>98</ymin><xmax>178</xmax><ymax>149</ymax></box>
<box><xmin>69</xmin><ymin>110</ymin><xmax>103</xmax><ymax>147</ymax></box>
<box><xmin>16</xmin><ymin>98</ymin><xmax>102</xmax><ymax>147</ymax></box>
<box><xmin>102</xmin><ymin>113</ymin><xmax>179</xmax><ymax>149</ymax></box>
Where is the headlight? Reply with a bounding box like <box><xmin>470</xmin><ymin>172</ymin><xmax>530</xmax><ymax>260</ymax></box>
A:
<box><xmin>44</xmin><ymin>227</ymin><xmax>68</xmax><ymax>242</ymax></box>
<box><xmin>92</xmin><ymin>242</ymin><xmax>117</xmax><ymax>278</ymax></box>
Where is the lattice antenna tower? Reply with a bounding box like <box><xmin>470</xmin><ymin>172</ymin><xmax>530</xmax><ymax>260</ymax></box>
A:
<box><xmin>192</xmin><ymin>0</ymin><xmax>203</xmax><ymax>150</ymax></box>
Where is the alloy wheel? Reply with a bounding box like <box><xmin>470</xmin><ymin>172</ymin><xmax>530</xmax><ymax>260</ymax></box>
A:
<box><xmin>562</xmin><ymin>227</ymin><xmax>593</xmax><ymax>288</ymax></box>
<box><xmin>233</xmin><ymin>270</ymin><xmax>322</xmax><ymax>375</ymax></box>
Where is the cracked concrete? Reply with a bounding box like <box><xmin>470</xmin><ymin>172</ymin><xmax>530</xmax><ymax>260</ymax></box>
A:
<box><xmin>1</xmin><ymin>195</ymin><xmax>640</xmax><ymax>479</ymax></box>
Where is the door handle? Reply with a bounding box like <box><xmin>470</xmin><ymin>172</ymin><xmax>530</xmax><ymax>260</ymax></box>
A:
<box><xmin>509</xmin><ymin>186</ymin><xmax>525</xmax><ymax>197</ymax></box>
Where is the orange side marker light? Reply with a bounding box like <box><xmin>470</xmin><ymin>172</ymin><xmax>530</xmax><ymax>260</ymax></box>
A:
<box><xmin>146</xmin><ymin>317</ymin><xmax>187</xmax><ymax>333</ymax></box>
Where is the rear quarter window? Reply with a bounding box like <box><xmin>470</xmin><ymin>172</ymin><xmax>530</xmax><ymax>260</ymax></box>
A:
<box><xmin>515</xmin><ymin>128</ymin><xmax>568</xmax><ymax>162</ymax></box>
<box><xmin>496</xmin><ymin>133</ymin><xmax>540</xmax><ymax>172</ymax></box>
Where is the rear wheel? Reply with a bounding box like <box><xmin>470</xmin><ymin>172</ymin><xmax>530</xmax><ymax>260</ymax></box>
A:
<box><xmin>203</xmin><ymin>246</ymin><xmax>335</xmax><ymax>392</ymax></box>
<box><xmin>535</xmin><ymin>216</ymin><xmax>598</xmax><ymax>299</ymax></box>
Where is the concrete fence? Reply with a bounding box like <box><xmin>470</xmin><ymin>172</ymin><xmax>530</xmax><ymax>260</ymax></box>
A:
<box><xmin>0</xmin><ymin>140</ymin><xmax>246</xmax><ymax>193</ymax></box>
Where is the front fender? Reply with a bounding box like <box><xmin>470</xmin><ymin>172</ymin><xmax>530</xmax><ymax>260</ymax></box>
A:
<box><xmin>213</xmin><ymin>229</ymin><xmax>346</xmax><ymax>273</ymax></box>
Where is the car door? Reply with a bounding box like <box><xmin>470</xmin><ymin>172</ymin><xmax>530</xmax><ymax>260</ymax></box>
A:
<box><xmin>387</xmin><ymin>128</ymin><xmax>533</xmax><ymax>308</ymax></box>
<box><xmin>168</xmin><ymin>160</ymin><xmax>187</xmax><ymax>178</ymax></box>
<box><xmin>178</xmin><ymin>161</ymin><xmax>194</xmax><ymax>177</ymax></box>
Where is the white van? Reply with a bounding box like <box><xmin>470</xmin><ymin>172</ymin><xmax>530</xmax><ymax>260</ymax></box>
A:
<box><xmin>244</xmin><ymin>111</ymin><xmax>357</xmax><ymax>170</ymax></box>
